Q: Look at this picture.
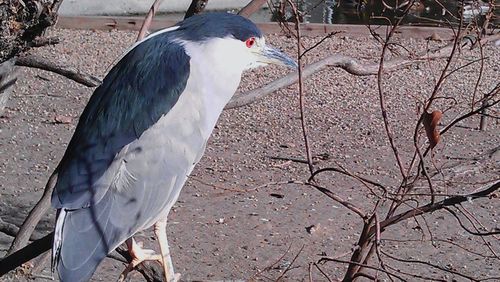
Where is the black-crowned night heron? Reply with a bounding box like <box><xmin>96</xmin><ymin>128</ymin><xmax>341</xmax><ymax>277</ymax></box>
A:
<box><xmin>50</xmin><ymin>12</ymin><xmax>296</xmax><ymax>282</ymax></box>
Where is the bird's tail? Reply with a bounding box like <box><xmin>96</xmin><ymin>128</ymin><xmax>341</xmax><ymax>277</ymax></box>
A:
<box><xmin>52</xmin><ymin>208</ymin><xmax>66</xmax><ymax>272</ymax></box>
<box><xmin>52</xmin><ymin>194</ymin><xmax>124</xmax><ymax>282</ymax></box>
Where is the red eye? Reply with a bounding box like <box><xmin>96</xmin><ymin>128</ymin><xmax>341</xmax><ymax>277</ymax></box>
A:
<box><xmin>245</xmin><ymin>37</ymin><xmax>255</xmax><ymax>48</ymax></box>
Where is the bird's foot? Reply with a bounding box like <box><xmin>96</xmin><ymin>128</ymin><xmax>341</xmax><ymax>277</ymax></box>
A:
<box><xmin>117</xmin><ymin>238</ymin><xmax>181</xmax><ymax>282</ymax></box>
<box><xmin>118</xmin><ymin>239</ymin><xmax>162</xmax><ymax>282</ymax></box>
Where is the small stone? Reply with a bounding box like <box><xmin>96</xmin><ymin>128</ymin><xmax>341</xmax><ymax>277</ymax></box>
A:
<box><xmin>53</xmin><ymin>115</ymin><xmax>73</xmax><ymax>124</ymax></box>
<box><xmin>306</xmin><ymin>223</ymin><xmax>320</xmax><ymax>234</ymax></box>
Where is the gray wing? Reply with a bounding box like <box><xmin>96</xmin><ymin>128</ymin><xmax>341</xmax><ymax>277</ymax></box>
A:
<box><xmin>51</xmin><ymin>31</ymin><xmax>190</xmax><ymax>209</ymax></box>
<box><xmin>51</xmin><ymin>30</ymin><xmax>191</xmax><ymax>281</ymax></box>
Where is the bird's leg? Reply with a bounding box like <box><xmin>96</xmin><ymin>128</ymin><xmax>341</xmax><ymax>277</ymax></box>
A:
<box><xmin>154</xmin><ymin>220</ymin><xmax>181</xmax><ymax>282</ymax></box>
<box><xmin>118</xmin><ymin>237</ymin><xmax>162</xmax><ymax>282</ymax></box>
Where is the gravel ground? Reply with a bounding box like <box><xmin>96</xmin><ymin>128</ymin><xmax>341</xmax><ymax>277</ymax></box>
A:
<box><xmin>0</xmin><ymin>27</ymin><xmax>499</xmax><ymax>281</ymax></box>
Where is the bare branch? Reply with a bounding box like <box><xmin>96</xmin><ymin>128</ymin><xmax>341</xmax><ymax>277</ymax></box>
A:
<box><xmin>0</xmin><ymin>218</ymin><xmax>44</xmax><ymax>241</ymax></box>
<box><xmin>459</xmin><ymin>204</ymin><xmax>500</xmax><ymax>258</ymax></box>
<box><xmin>310</xmin><ymin>166</ymin><xmax>388</xmax><ymax>197</ymax></box>
<box><xmin>2</xmin><ymin>232</ymin><xmax>163</xmax><ymax>281</ymax></box>
<box><xmin>312</xmin><ymin>262</ymin><xmax>333</xmax><ymax>282</ymax></box>
<box><xmin>300</xmin><ymin>31</ymin><xmax>341</xmax><ymax>59</ymax></box>
<box><xmin>15</xmin><ymin>55</ymin><xmax>101</xmax><ymax>87</ymax></box>
<box><xmin>276</xmin><ymin>244</ymin><xmax>305</xmax><ymax>281</ymax></box>
<box><xmin>383</xmin><ymin>262</ymin><xmax>453</xmax><ymax>281</ymax></box>
<box><xmin>383</xmin><ymin>237</ymin><xmax>499</xmax><ymax>259</ymax></box>
<box><xmin>238</xmin><ymin>0</ymin><xmax>267</xmax><ymax>18</ymax></box>
<box><xmin>249</xmin><ymin>243</ymin><xmax>294</xmax><ymax>280</ymax></box>
<box><xmin>418</xmin><ymin>87</ymin><xmax>500</xmax><ymax>159</ymax></box>
<box><xmin>444</xmin><ymin>207</ymin><xmax>500</xmax><ymax>236</ymax></box>
<box><xmin>137</xmin><ymin>0</ymin><xmax>165</xmax><ymax>41</ymax></box>
<box><xmin>307</xmin><ymin>183</ymin><xmax>367</xmax><ymax>219</ymax></box>
<box><xmin>184</xmin><ymin>0</ymin><xmax>209</xmax><ymax>19</ymax></box>
<box><xmin>29</xmin><ymin>36</ymin><xmax>60</xmax><ymax>48</ymax></box>
<box><xmin>375</xmin><ymin>5</ymin><xmax>413</xmax><ymax>180</ymax></box>
<box><xmin>371</xmin><ymin>180</ymin><xmax>500</xmax><ymax>237</ymax></box>
<box><xmin>0</xmin><ymin>233</ymin><xmax>52</xmax><ymax>276</ymax></box>
<box><xmin>286</xmin><ymin>0</ymin><xmax>314</xmax><ymax>176</ymax></box>
<box><xmin>319</xmin><ymin>257</ymin><xmax>406</xmax><ymax>281</ymax></box>
<box><xmin>6</xmin><ymin>172</ymin><xmax>58</xmax><ymax>255</ymax></box>
<box><xmin>411</xmin><ymin>4</ymin><xmax>464</xmax><ymax>204</ymax></box>
<box><xmin>381</xmin><ymin>249</ymin><xmax>488</xmax><ymax>281</ymax></box>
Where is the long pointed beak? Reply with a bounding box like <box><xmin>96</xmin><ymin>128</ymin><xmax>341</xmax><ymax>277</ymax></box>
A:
<box><xmin>258</xmin><ymin>45</ymin><xmax>297</xmax><ymax>69</ymax></box>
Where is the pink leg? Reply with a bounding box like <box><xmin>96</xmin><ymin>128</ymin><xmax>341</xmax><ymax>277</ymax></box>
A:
<box><xmin>154</xmin><ymin>220</ymin><xmax>181</xmax><ymax>282</ymax></box>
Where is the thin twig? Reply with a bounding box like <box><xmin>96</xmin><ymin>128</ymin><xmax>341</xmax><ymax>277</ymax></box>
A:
<box><xmin>238</xmin><ymin>0</ymin><xmax>267</xmax><ymax>18</ymax></box>
<box><xmin>370</xmin><ymin>180</ymin><xmax>500</xmax><ymax>237</ymax></box>
<box><xmin>307</xmin><ymin>182</ymin><xmax>367</xmax><ymax>219</ymax></box>
<box><xmin>444</xmin><ymin>207</ymin><xmax>500</xmax><ymax>236</ymax></box>
<box><xmin>375</xmin><ymin>3</ymin><xmax>414</xmax><ymax>180</ymax></box>
<box><xmin>457</xmin><ymin>205</ymin><xmax>500</xmax><ymax>259</ymax></box>
<box><xmin>411</xmin><ymin>1</ymin><xmax>465</xmax><ymax>204</ymax></box>
<box><xmin>382</xmin><ymin>238</ymin><xmax>499</xmax><ymax>260</ymax></box>
<box><xmin>310</xmin><ymin>167</ymin><xmax>388</xmax><ymax>195</ymax></box>
<box><xmin>137</xmin><ymin>0</ymin><xmax>164</xmax><ymax>41</ymax></box>
<box><xmin>190</xmin><ymin>176</ymin><xmax>299</xmax><ymax>193</ymax></box>
<box><xmin>313</xmin><ymin>262</ymin><xmax>333</xmax><ymax>282</ymax></box>
<box><xmin>383</xmin><ymin>263</ymin><xmax>449</xmax><ymax>281</ymax></box>
<box><xmin>276</xmin><ymin>244</ymin><xmax>305</xmax><ymax>281</ymax></box>
<box><xmin>319</xmin><ymin>257</ymin><xmax>406</xmax><ymax>281</ymax></box>
<box><xmin>286</xmin><ymin>0</ymin><xmax>314</xmax><ymax>176</ymax></box>
<box><xmin>381</xmin><ymin>249</ymin><xmax>483</xmax><ymax>281</ymax></box>
<box><xmin>249</xmin><ymin>242</ymin><xmax>293</xmax><ymax>280</ymax></box>
<box><xmin>418</xmin><ymin>88</ymin><xmax>500</xmax><ymax>159</ymax></box>
<box><xmin>268</xmin><ymin>155</ymin><xmax>319</xmax><ymax>165</ymax></box>
<box><xmin>300</xmin><ymin>31</ymin><xmax>341</xmax><ymax>59</ymax></box>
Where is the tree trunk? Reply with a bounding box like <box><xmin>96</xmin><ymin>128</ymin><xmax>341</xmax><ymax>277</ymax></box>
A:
<box><xmin>0</xmin><ymin>0</ymin><xmax>62</xmax><ymax>63</ymax></box>
<box><xmin>0</xmin><ymin>0</ymin><xmax>62</xmax><ymax>114</ymax></box>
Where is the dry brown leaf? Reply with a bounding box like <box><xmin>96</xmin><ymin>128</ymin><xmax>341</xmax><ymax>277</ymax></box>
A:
<box><xmin>422</xmin><ymin>110</ymin><xmax>442</xmax><ymax>149</ymax></box>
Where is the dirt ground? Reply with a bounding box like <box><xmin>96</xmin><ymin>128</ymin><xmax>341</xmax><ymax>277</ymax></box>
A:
<box><xmin>0</xmin><ymin>27</ymin><xmax>499</xmax><ymax>281</ymax></box>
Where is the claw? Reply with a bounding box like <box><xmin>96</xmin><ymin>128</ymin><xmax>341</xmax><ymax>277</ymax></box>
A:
<box><xmin>117</xmin><ymin>238</ymin><xmax>162</xmax><ymax>282</ymax></box>
<box><xmin>118</xmin><ymin>221</ymin><xmax>181</xmax><ymax>282</ymax></box>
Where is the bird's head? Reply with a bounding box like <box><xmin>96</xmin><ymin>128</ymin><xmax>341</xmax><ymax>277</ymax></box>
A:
<box><xmin>240</xmin><ymin>36</ymin><xmax>298</xmax><ymax>69</ymax></box>
<box><xmin>175</xmin><ymin>13</ymin><xmax>297</xmax><ymax>72</ymax></box>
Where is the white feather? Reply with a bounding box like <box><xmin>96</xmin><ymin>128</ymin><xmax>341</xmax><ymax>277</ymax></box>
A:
<box><xmin>52</xmin><ymin>208</ymin><xmax>67</xmax><ymax>271</ymax></box>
